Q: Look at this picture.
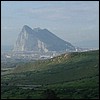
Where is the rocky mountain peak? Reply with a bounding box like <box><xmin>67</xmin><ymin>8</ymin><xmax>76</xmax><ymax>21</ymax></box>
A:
<box><xmin>22</xmin><ymin>25</ymin><xmax>33</xmax><ymax>34</ymax></box>
<box><xmin>13</xmin><ymin>25</ymin><xmax>76</xmax><ymax>52</ymax></box>
<box><xmin>23</xmin><ymin>25</ymin><xmax>31</xmax><ymax>29</ymax></box>
<box><xmin>33</xmin><ymin>27</ymin><xmax>41</xmax><ymax>32</ymax></box>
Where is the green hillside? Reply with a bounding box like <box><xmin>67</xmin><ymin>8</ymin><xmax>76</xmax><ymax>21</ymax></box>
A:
<box><xmin>1</xmin><ymin>50</ymin><xmax>99</xmax><ymax>99</ymax></box>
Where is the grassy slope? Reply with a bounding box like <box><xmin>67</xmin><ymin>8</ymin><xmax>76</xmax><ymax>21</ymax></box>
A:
<box><xmin>2</xmin><ymin>50</ymin><xmax>99</xmax><ymax>84</ymax></box>
<box><xmin>1</xmin><ymin>50</ymin><xmax>99</xmax><ymax>99</ymax></box>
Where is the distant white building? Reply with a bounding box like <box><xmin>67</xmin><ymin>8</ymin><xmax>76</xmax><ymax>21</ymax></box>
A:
<box><xmin>5</xmin><ymin>55</ymin><xmax>11</xmax><ymax>58</ymax></box>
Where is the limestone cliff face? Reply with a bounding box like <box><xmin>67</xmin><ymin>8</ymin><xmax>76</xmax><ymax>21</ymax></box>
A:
<box><xmin>13</xmin><ymin>25</ymin><xmax>75</xmax><ymax>52</ymax></box>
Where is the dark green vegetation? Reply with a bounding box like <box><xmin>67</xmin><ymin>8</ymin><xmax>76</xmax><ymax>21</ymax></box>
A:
<box><xmin>1</xmin><ymin>50</ymin><xmax>99</xmax><ymax>99</ymax></box>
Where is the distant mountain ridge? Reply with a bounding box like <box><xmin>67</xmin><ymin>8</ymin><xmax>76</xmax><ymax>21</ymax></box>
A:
<box><xmin>13</xmin><ymin>25</ymin><xmax>76</xmax><ymax>52</ymax></box>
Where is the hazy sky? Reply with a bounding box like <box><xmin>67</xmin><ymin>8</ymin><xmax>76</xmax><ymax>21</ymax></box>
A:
<box><xmin>1</xmin><ymin>1</ymin><xmax>99</xmax><ymax>48</ymax></box>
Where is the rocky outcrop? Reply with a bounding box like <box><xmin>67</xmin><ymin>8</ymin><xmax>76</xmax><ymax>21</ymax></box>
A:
<box><xmin>13</xmin><ymin>25</ymin><xmax>76</xmax><ymax>52</ymax></box>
